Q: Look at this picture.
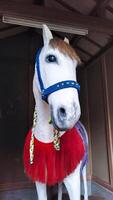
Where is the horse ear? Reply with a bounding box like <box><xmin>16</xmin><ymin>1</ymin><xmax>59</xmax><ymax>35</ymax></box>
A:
<box><xmin>64</xmin><ymin>37</ymin><xmax>69</xmax><ymax>44</ymax></box>
<box><xmin>42</xmin><ymin>24</ymin><xmax>53</xmax><ymax>45</ymax></box>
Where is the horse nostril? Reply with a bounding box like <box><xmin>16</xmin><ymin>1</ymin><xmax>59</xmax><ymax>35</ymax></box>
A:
<box><xmin>59</xmin><ymin>107</ymin><xmax>66</xmax><ymax>118</ymax></box>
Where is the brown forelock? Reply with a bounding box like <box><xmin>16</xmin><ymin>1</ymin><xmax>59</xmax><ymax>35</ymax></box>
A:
<box><xmin>49</xmin><ymin>38</ymin><xmax>81</xmax><ymax>64</ymax></box>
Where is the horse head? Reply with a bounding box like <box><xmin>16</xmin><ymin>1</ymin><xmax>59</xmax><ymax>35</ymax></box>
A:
<box><xmin>33</xmin><ymin>24</ymin><xmax>81</xmax><ymax>131</ymax></box>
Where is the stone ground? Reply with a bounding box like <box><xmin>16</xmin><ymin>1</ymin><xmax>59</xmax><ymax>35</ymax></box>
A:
<box><xmin>0</xmin><ymin>188</ymin><xmax>105</xmax><ymax>200</ymax></box>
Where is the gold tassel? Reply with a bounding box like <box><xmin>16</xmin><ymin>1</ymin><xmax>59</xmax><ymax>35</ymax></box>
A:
<box><xmin>53</xmin><ymin>129</ymin><xmax>60</xmax><ymax>151</ymax></box>
<box><xmin>30</xmin><ymin>131</ymin><xmax>34</xmax><ymax>164</ymax></box>
<box><xmin>29</xmin><ymin>108</ymin><xmax>37</xmax><ymax>164</ymax></box>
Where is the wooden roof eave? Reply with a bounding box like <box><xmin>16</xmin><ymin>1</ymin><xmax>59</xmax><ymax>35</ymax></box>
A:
<box><xmin>0</xmin><ymin>2</ymin><xmax>113</xmax><ymax>35</ymax></box>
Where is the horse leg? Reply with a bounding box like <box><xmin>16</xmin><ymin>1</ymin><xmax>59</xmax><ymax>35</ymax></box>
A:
<box><xmin>63</xmin><ymin>163</ymin><xmax>81</xmax><ymax>200</ymax></box>
<box><xmin>35</xmin><ymin>181</ymin><xmax>47</xmax><ymax>200</ymax></box>
<box><xmin>58</xmin><ymin>182</ymin><xmax>62</xmax><ymax>200</ymax></box>
<box><xmin>82</xmin><ymin>165</ymin><xmax>88</xmax><ymax>200</ymax></box>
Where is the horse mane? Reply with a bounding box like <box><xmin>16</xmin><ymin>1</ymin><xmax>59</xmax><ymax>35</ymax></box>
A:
<box><xmin>49</xmin><ymin>38</ymin><xmax>81</xmax><ymax>64</ymax></box>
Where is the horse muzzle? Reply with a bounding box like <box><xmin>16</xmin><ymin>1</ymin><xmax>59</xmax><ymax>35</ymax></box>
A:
<box><xmin>50</xmin><ymin>104</ymin><xmax>80</xmax><ymax>131</ymax></box>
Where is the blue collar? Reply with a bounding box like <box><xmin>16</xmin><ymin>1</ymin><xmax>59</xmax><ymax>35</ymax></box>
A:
<box><xmin>36</xmin><ymin>48</ymin><xmax>80</xmax><ymax>103</ymax></box>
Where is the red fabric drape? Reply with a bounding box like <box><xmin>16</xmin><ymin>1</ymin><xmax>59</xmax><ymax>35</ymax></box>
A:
<box><xmin>23</xmin><ymin>127</ymin><xmax>84</xmax><ymax>185</ymax></box>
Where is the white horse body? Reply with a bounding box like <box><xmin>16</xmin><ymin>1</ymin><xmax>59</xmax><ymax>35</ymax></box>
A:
<box><xmin>25</xmin><ymin>25</ymin><xmax>88</xmax><ymax>200</ymax></box>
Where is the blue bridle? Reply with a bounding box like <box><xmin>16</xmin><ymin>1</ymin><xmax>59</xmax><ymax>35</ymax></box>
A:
<box><xmin>35</xmin><ymin>48</ymin><xmax>80</xmax><ymax>103</ymax></box>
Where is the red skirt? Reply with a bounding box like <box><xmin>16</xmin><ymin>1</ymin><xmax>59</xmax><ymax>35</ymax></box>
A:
<box><xmin>23</xmin><ymin>128</ymin><xmax>85</xmax><ymax>185</ymax></box>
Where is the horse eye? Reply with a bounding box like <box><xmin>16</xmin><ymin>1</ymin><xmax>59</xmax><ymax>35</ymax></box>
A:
<box><xmin>46</xmin><ymin>55</ymin><xmax>57</xmax><ymax>63</ymax></box>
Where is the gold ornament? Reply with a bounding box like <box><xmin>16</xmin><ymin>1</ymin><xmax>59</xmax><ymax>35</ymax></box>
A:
<box><xmin>53</xmin><ymin>129</ymin><xmax>60</xmax><ymax>151</ymax></box>
<box><xmin>30</xmin><ymin>131</ymin><xmax>34</xmax><ymax>164</ymax></box>
<box><xmin>29</xmin><ymin>108</ymin><xmax>37</xmax><ymax>165</ymax></box>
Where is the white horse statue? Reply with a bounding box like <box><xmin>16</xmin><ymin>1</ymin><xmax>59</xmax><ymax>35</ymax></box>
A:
<box><xmin>23</xmin><ymin>24</ymin><xmax>88</xmax><ymax>200</ymax></box>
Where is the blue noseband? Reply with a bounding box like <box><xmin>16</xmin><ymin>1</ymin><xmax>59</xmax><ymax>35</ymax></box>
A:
<box><xmin>36</xmin><ymin>48</ymin><xmax>80</xmax><ymax>103</ymax></box>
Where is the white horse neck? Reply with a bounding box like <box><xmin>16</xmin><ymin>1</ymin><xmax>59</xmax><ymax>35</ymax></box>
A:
<box><xmin>34</xmin><ymin>92</ymin><xmax>53</xmax><ymax>143</ymax></box>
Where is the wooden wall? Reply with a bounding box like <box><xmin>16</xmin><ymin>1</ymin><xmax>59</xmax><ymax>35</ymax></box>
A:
<box><xmin>78</xmin><ymin>45</ymin><xmax>113</xmax><ymax>190</ymax></box>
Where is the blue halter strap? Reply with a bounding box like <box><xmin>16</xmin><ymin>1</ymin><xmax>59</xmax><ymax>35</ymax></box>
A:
<box><xmin>36</xmin><ymin>48</ymin><xmax>80</xmax><ymax>103</ymax></box>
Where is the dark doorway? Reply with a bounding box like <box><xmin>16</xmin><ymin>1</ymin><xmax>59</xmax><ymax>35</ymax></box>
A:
<box><xmin>0</xmin><ymin>31</ymin><xmax>42</xmax><ymax>190</ymax></box>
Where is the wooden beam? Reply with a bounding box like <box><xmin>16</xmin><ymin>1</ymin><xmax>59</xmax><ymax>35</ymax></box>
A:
<box><xmin>75</xmin><ymin>45</ymin><xmax>93</xmax><ymax>57</ymax></box>
<box><xmin>96</xmin><ymin>0</ymin><xmax>110</xmax><ymax>17</ymax></box>
<box><xmin>91</xmin><ymin>0</ymin><xmax>110</xmax><ymax>17</ymax></box>
<box><xmin>1</xmin><ymin>5</ymin><xmax>88</xmax><ymax>35</ymax></box>
<box><xmin>54</xmin><ymin>0</ymin><xmax>81</xmax><ymax>14</ymax></box>
<box><xmin>95</xmin><ymin>0</ymin><xmax>110</xmax><ymax>6</ymax></box>
<box><xmin>84</xmin><ymin>36</ymin><xmax>103</xmax><ymax>48</ymax></box>
<box><xmin>1</xmin><ymin>2</ymin><xmax>113</xmax><ymax>35</ymax></box>
<box><xmin>107</xmin><ymin>5</ymin><xmax>113</xmax><ymax>14</ymax></box>
<box><xmin>84</xmin><ymin>38</ymin><xmax>113</xmax><ymax>67</ymax></box>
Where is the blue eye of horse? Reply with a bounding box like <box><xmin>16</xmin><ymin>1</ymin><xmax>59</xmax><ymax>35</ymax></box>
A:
<box><xmin>46</xmin><ymin>55</ymin><xmax>57</xmax><ymax>63</ymax></box>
